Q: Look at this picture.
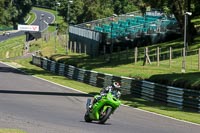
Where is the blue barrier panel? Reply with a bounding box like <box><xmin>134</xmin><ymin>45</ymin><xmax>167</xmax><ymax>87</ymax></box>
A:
<box><xmin>131</xmin><ymin>80</ymin><xmax>143</xmax><ymax>97</ymax></box>
<box><xmin>89</xmin><ymin>70</ymin><xmax>98</xmax><ymax>86</ymax></box>
<box><xmin>154</xmin><ymin>84</ymin><xmax>168</xmax><ymax>103</ymax></box>
<box><xmin>63</xmin><ymin>65</ymin><xmax>69</xmax><ymax>77</ymax></box>
<box><xmin>67</xmin><ymin>65</ymin><xmax>75</xmax><ymax>79</ymax></box>
<box><xmin>55</xmin><ymin>62</ymin><xmax>60</xmax><ymax>74</ymax></box>
<box><xmin>42</xmin><ymin>58</ymin><xmax>48</xmax><ymax>70</ymax></box>
<box><xmin>32</xmin><ymin>55</ymin><xmax>41</xmax><ymax>67</ymax></box>
<box><xmin>83</xmin><ymin>70</ymin><xmax>91</xmax><ymax>84</ymax></box>
<box><xmin>50</xmin><ymin>61</ymin><xmax>56</xmax><ymax>73</ymax></box>
<box><xmin>112</xmin><ymin>75</ymin><xmax>121</xmax><ymax>83</ymax></box>
<box><xmin>167</xmin><ymin>86</ymin><xmax>183</xmax><ymax>108</ymax></box>
<box><xmin>47</xmin><ymin>60</ymin><xmax>51</xmax><ymax>71</ymax></box>
<box><xmin>72</xmin><ymin>67</ymin><xmax>80</xmax><ymax>80</ymax></box>
<box><xmin>121</xmin><ymin>76</ymin><xmax>132</xmax><ymax>94</ymax></box>
<box><xmin>103</xmin><ymin>73</ymin><xmax>113</xmax><ymax>88</ymax></box>
<box><xmin>77</xmin><ymin>68</ymin><xmax>85</xmax><ymax>82</ymax></box>
<box><xmin>58</xmin><ymin>63</ymin><xmax>65</xmax><ymax>76</ymax></box>
<box><xmin>141</xmin><ymin>81</ymin><xmax>154</xmax><ymax>101</ymax></box>
<box><xmin>183</xmin><ymin>89</ymin><xmax>200</xmax><ymax>111</ymax></box>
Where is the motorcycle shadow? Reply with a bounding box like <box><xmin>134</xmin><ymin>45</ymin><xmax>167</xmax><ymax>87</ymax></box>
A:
<box><xmin>80</xmin><ymin>121</ymin><xmax>112</xmax><ymax>125</ymax></box>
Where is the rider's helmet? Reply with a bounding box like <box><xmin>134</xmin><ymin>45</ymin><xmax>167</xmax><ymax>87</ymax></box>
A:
<box><xmin>112</xmin><ymin>82</ymin><xmax>121</xmax><ymax>90</ymax></box>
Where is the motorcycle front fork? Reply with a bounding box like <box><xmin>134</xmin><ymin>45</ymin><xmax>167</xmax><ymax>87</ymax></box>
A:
<box><xmin>86</xmin><ymin>98</ymin><xmax>91</xmax><ymax>110</ymax></box>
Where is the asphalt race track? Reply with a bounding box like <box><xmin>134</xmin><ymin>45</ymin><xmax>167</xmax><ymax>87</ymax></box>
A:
<box><xmin>0</xmin><ymin>62</ymin><xmax>200</xmax><ymax>133</ymax></box>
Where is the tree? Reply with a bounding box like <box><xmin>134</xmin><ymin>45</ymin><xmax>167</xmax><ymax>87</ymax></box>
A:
<box><xmin>13</xmin><ymin>0</ymin><xmax>33</xmax><ymax>28</ymax></box>
<box><xmin>0</xmin><ymin>0</ymin><xmax>6</xmax><ymax>25</ymax></box>
<box><xmin>81</xmin><ymin>0</ymin><xmax>113</xmax><ymax>22</ymax></box>
<box><xmin>58</xmin><ymin>0</ymin><xmax>84</xmax><ymax>24</ymax></box>
<box><xmin>143</xmin><ymin>0</ymin><xmax>198</xmax><ymax>45</ymax></box>
<box><xmin>113</xmin><ymin>0</ymin><xmax>138</xmax><ymax>15</ymax></box>
<box><xmin>57</xmin><ymin>0</ymin><xmax>138</xmax><ymax>24</ymax></box>
<box><xmin>0</xmin><ymin>0</ymin><xmax>32</xmax><ymax>29</ymax></box>
<box><xmin>192</xmin><ymin>0</ymin><xmax>200</xmax><ymax>16</ymax></box>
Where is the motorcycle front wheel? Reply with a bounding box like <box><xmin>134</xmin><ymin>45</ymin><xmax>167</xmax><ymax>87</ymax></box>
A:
<box><xmin>84</xmin><ymin>111</ymin><xmax>92</xmax><ymax>122</ymax></box>
<box><xmin>99</xmin><ymin>107</ymin><xmax>112</xmax><ymax>124</ymax></box>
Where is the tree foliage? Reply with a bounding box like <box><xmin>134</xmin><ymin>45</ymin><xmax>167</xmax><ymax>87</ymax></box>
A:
<box><xmin>143</xmin><ymin>0</ymin><xmax>200</xmax><ymax>40</ymax></box>
<box><xmin>0</xmin><ymin>0</ymin><xmax>32</xmax><ymax>28</ymax></box>
<box><xmin>1</xmin><ymin>0</ymin><xmax>200</xmax><ymax>35</ymax></box>
<box><xmin>38</xmin><ymin>0</ymin><xmax>138</xmax><ymax>24</ymax></box>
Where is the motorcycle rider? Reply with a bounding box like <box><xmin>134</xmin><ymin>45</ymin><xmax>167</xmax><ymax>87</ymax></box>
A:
<box><xmin>89</xmin><ymin>82</ymin><xmax>121</xmax><ymax>109</ymax></box>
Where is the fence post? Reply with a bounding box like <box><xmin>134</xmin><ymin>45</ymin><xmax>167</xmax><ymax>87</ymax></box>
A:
<box><xmin>169</xmin><ymin>47</ymin><xmax>172</xmax><ymax>68</ymax></box>
<box><xmin>134</xmin><ymin>47</ymin><xmax>138</xmax><ymax>64</ymax></box>
<box><xmin>79</xmin><ymin>42</ymin><xmax>81</xmax><ymax>53</ymax></box>
<box><xmin>157</xmin><ymin>47</ymin><xmax>160</xmax><ymax>66</ymax></box>
<box><xmin>84</xmin><ymin>43</ymin><xmax>87</xmax><ymax>55</ymax></box>
<box><xmin>198</xmin><ymin>48</ymin><xmax>200</xmax><ymax>71</ymax></box>
<box><xmin>66</xmin><ymin>38</ymin><xmax>69</xmax><ymax>53</ymax></box>
<box><xmin>74</xmin><ymin>42</ymin><xmax>77</xmax><ymax>53</ymax></box>
<box><xmin>182</xmin><ymin>47</ymin><xmax>186</xmax><ymax>73</ymax></box>
<box><xmin>70</xmin><ymin>41</ymin><xmax>73</xmax><ymax>53</ymax></box>
<box><xmin>143</xmin><ymin>47</ymin><xmax>151</xmax><ymax>66</ymax></box>
<box><xmin>77</xmin><ymin>42</ymin><xmax>79</xmax><ymax>53</ymax></box>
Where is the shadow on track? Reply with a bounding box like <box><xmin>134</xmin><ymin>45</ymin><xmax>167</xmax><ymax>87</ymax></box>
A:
<box><xmin>80</xmin><ymin>121</ymin><xmax>112</xmax><ymax>125</ymax></box>
<box><xmin>0</xmin><ymin>89</ymin><xmax>93</xmax><ymax>97</ymax></box>
<box><xmin>0</xmin><ymin>66</ymin><xmax>27</xmax><ymax>75</ymax></box>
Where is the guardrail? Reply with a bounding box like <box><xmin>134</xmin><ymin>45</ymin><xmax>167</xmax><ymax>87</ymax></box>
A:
<box><xmin>32</xmin><ymin>55</ymin><xmax>200</xmax><ymax>112</ymax></box>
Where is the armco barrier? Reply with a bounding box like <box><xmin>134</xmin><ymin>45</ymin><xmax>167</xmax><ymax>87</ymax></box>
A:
<box><xmin>58</xmin><ymin>63</ymin><xmax>65</xmax><ymax>76</ymax></box>
<box><xmin>167</xmin><ymin>86</ymin><xmax>183</xmax><ymax>107</ymax></box>
<box><xmin>77</xmin><ymin>68</ymin><xmax>85</xmax><ymax>82</ymax></box>
<box><xmin>89</xmin><ymin>71</ymin><xmax>98</xmax><ymax>86</ymax></box>
<box><xmin>50</xmin><ymin>61</ymin><xmax>56</xmax><ymax>73</ymax></box>
<box><xmin>32</xmin><ymin>55</ymin><xmax>200</xmax><ymax>112</ymax></box>
<box><xmin>96</xmin><ymin>73</ymin><xmax>105</xmax><ymax>88</ymax></box>
<box><xmin>68</xmin><ymin>65</ymin><xmax>75</xmax><ymax>79</ymax></box>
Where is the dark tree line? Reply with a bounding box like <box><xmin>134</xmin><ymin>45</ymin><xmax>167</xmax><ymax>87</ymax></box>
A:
<box><xmin>1</xmin><ymin>0</ymin><xmax>200</xmax><ymax>38</ymax></box>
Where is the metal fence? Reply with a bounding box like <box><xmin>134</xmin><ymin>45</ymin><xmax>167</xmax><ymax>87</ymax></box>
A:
<box><xmin>98</xmin><ymin>47</ymin><xmax>200</xmax><ymax>71</ymax></box>
<box><xmin>32</xmin><ymin>55</ymin><xmax>200</xmax><ymax>112</ymax></box>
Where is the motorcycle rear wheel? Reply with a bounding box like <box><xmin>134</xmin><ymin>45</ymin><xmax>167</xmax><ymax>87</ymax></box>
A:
<box><xmin>99</xmin><ymin>107</ymin><xmax>112</xmax><ymax>124</ymax></box>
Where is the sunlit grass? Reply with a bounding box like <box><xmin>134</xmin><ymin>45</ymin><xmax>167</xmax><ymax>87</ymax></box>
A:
<box><xmin>121</xmin><ymin>96</ymin><xmax>200</xmax><ymax>124</ymax></box>
<box><xmin>0</xmin><ymin>129</ymin><xmax>26</xmax><ymax>133</ymax></box>
<box><xmin>25</xmin><ymin>11</ymin><xmax>36</xmax><ymax>25</ymax></box>
<box><xmin>0</xmin><ymin>36</ymin><xmax>25</xmax><ymax>59</ymax></box>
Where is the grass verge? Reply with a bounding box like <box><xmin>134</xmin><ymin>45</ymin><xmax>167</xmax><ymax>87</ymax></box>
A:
<box><xmin>25</xmin><ymin>11</ymin><xmax>36</xmax><ymax>25</ymax></box>
<box><xmin>0</xmin><ymin>36</ymin><xmax>25</xmax><ymax>59</ymax></box>
<box><xmin>0</xmin><ymin>129</ymin><xmax>26</xmax><ymax>133</ymax></box>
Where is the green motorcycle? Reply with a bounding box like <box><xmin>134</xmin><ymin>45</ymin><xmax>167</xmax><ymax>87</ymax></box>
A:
<box><xmin>84</xmin><ymin>92</ymin><xmax>121</xmax><ymax>124</ymax></box>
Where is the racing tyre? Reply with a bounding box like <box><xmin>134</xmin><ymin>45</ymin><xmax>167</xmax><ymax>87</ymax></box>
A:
<box><xmin>99</xmin><ymin>107</ymin><xmax>112</xmax><ymax>124</ymax></box>
<box><xmin>84</xmin><ymin>111</ymin><xmax>92</xmax><ymax>122</ymax></box>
